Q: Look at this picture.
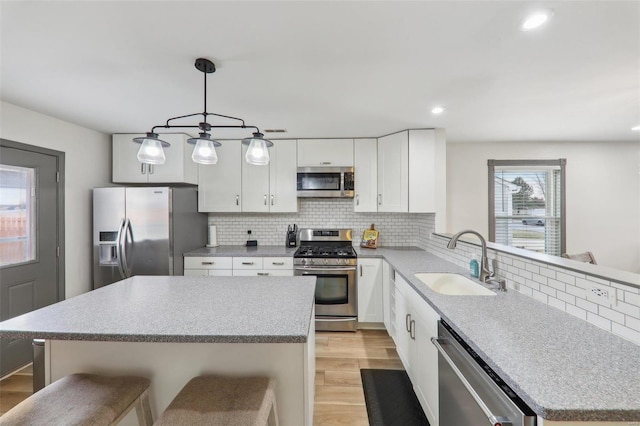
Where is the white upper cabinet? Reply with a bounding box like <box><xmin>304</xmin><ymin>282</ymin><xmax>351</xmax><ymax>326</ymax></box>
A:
<box><xmin>241</xmin><ymin>139</ymin><xmax>297</xmax><ymax>213</ymax></box>
<box><xmin>200</xmin><ymin>139</ymin><xmax>297</xmax><ymax>213</ymax></box>
<box><xmin>354</xmin><ymin>138</ymin><xmax>378</xmax><ymax>212</ymax></box>
<box><xmin>377</xmin><ymin>132</ymin><xmax>409</xmax><ymax>212</ymax></box>
<box><xmin>242</xmin><ymin>144</ymin><xmax>271</xmax><ymax>213</ymax></box>
<box><xmin>297</xmin><ymin>139</ymin><xmax>354</xmax><ymax>167</ymax></box>
<box><xmin>112</xmin><ymin>133</ymin><xmax>198</xmax><ymax>184</ymax></box>
<box><xmin>268</xmin><ymin>139</ymin><xmax>298</xmax><ymax>213</ymax></box>
<box><xmin>198</xmin><ymin>140</ymin><xmax>242</xmax><ymax>212</ymax></box>
<box><xmin>374</xmin><ymin>129</ymin><xmax>446</xmax><ymax>216</ymax></box>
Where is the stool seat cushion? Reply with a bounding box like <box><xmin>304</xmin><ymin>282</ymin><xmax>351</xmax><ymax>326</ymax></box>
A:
<box><xmin>1</xmin><ymin>373</ymin><xmax>150</xmax><ymax>426</ymax></box>
<box><xmin>155</xmin><ymin>375</ymin><xmax>277</xmax><ymax>426</ymax></box>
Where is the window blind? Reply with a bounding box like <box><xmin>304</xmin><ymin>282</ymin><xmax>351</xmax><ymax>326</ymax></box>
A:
<box><xmin>488</xmin><ymin>160</ymin><xmax>566</xmax><ymax>256</ymax></box>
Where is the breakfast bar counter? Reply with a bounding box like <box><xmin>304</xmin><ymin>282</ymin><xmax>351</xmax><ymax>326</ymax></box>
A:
<box><xmin>0</xmin><ymin>275</ymin><xmax>317</xmax><ymax>426</ymax></box>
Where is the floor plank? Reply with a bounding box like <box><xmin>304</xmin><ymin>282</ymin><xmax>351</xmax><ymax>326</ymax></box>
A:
<box><xmin>313</xmin><ymin>403</ymin><xmax>369</xmax><ymax>426</ymax></box>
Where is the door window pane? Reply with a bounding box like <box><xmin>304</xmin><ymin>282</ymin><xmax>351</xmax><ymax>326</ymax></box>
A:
<box><xmin>0</xmin><ymin>165</ymin><xmax>36</xmax><ymax>266</ymax></box>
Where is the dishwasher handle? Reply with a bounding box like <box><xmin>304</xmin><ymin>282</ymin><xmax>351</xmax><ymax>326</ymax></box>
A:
<box><xmin>431</xmin><ymin>337</ymin><xmax>513</xmax><ymax>426</ymax></box>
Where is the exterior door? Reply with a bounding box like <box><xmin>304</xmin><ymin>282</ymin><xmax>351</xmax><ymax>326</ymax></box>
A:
<box><xmin>0</xmin><ymin>142</ymin><xmax>62</xmax><ymax>376</ymax></box>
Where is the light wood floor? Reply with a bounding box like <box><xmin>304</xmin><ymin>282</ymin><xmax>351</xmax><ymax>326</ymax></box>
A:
<box><xmin>0</xmin><ymin>330</ymin><xmax>402</xmax><ymax>424</ymax></box>
<box><xmin>0</xmin><ymin>364</ymin><xmax>33</xmax><ymax>416</ymax></box>
<box><xmin>314</xmin><ymin>328</ymin><xmax>403</xmax><ymax>426</ymax></box>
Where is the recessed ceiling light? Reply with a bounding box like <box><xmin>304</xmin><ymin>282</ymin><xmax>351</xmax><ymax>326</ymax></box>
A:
<box><xmin>431</xmin><ymin>106</ymin><xmax>445</xmax><ymax>114</ymax></box>
<box><xmin>520</xmin><ymin>10</ymin><xmax>553</xmax><ymax>31</ymax></box>
<box><xmin>632</xmin><ymin>125</ymin><xmax>640</xmax><ymax>131</ymax></box>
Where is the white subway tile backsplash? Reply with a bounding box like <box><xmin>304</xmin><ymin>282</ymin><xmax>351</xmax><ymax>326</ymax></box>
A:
<box><xmin>598</xmin><ymin>306</ymin><xmax>625</xmax><ymax>325</ymax></box>
<box><xmin>587</xmin><ymin>312</ymin><xmax>611</xmax><ymax>332</ymax></box>
<box><xmin>627</xmin><ymin>316</ymin><xmax>640</xmax><ymax>332</ymax></box>
<box><xmin>565</xmin><ymin>285</ymin><xmax>586</xmax><ymax>299</ymax></box>
<box><xmin>547</xmin><ymin>278</ymin><xmax>566</xmax><ymax>292</ymax></box>
<box><xmin>556</xmin><ymin>291</ymin><xmax>576</xmax><ymax>305</ymax></box>
<box><xmin>525</xmin><ymin>263</ymin><xmax>540</xmax><ymax>274</ymax></box>
<box><xmin>548</xmin><ymin>297</ymin><xmax>565</xmax><ymax>311</ymax></box>
<box><xmin>576</xmin><ymin>298</ymin><xmax>598</xmax><ymax>314</ymax></box>
<box><xmin>555</xmin><ymin>271</ymin><xmax>576</xmax><ymax>285</ymax></box>
<box><xmin>566</xmin><ymin>304</ymin><xmax>587</xmax><ymax>321</ymax></box>
<box><xmin>625</xmin><ymin>292</ymin><xmax>640</xmax><ymax>306</ymax></box>
<box><xmin>611</xmin><ymin>323</ymin><xmax>640</xmax><ymax>344</ymax></box>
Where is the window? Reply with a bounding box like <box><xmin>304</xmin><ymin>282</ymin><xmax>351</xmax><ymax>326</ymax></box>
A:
<box><xmin>0</xmin><ymin>165</ymin><xmax>36</xmax><ymax>266</ymax></box>
<box><xmin>488</xmin><ymin>159</ymin><xmax>565</xmax><ymax>256</ymax></box>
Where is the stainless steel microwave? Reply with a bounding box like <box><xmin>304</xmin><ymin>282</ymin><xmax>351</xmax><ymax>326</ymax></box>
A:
<box><xmin>297</xmin><ymin>167</ymin><xmax>354</xmax><ymax>198</ymax></box>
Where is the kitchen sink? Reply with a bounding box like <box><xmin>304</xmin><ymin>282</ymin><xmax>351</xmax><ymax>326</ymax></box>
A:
<box><xmin>414</xmin><ymin>273</ymin><xmax>496</xmax><ymax>296</ymax></box>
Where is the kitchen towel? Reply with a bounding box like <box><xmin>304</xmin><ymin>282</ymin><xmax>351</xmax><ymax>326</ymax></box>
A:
<box><xmin>206</xmin><ymin>225</ymin><xmax>219</xmax><ymax>247</ymax></box>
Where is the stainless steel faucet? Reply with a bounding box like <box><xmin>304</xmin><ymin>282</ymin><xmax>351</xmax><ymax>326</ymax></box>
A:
<box><xmin>446</xmin><ymin>230</ymin><xmax>494</xmax><ymax>283</ymax></box>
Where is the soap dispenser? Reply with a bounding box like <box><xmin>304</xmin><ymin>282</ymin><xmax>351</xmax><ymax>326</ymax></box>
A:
<box><xmin>469</xmin><ymin>254</ymin><xmax>480</xmax><ymax>278</ymax></box>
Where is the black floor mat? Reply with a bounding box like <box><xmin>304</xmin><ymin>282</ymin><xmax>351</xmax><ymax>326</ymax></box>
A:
<box><xmin>360</xmin><ymin>369</ymin><xmax>430</xmax><ymax>426</ymax></box>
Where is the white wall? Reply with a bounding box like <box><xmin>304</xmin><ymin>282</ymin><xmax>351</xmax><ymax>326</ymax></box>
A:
<box><xmin>0</xmin><ymin>101</ymin><xmax>112</xmax><ymax>297</ymax></box>
<box><xmin>446</xmin><ymin>141</ymin><xmax>640</xmax><ymax>273</ymax></box>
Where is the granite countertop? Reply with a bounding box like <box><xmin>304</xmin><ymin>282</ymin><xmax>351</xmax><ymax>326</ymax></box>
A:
<box><xmin>363</xmin><ymin>247</ymin><xmax>640</xmax><ymax>422</ymax></box>
<box><xmin>184</xmin><ymin>245</ymin><xmax>298</xmax><ymax>257</ymax></box>
<box><xmin>0</xmin><ymin>276</ymin><xmax>316</xmax><ymax>344</ymax></box>
<box><xmin>185</xmin><ymin>245</ymin><xmax>640</xmax><ymax>421</ymax></box>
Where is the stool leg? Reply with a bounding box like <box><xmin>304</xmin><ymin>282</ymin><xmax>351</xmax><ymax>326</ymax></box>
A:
<box><xmin>135</xmin><ymin>389</ymin><xmax>153</xmax><ymax>426</ymax></box>
<box><xmin>267</xmin><ymin>396</ymin><xmax>279</xmax><ymax>426</ymax></box>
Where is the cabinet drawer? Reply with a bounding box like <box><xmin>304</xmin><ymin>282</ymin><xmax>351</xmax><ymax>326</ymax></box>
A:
<box><xmin>184</xmin><ymin>257</ymin><xmax>233</xmax><ymax>270</ymax></box>
<box><xmin>263</xmin><ymin>257</ymin><xmax>293</xmax><ymax>270</ymax></box>
<box><xmin>232</xmin><ymin>257</ymin><xmax>263</xmax><ymax>270</ymax></box>
<box><xmin>184</xmin><ymin>268</ymin><xmax>208</xmax><ymax>276</ymax></box>
<box><xmin>208</xmin><ymin>269</ymin><xmax>233</xmax><ymax>277</ymax></box>
<box><xmin>232</xmin><ymin>270</ymin><xmax>293</xmax><ymax>277</ymax></box>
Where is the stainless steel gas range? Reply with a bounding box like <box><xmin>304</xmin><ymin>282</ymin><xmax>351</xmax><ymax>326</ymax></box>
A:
<box><xmin>293</xmin><ymin>229</ymin><xmax>358</xmax><ymax>332</ymax></box>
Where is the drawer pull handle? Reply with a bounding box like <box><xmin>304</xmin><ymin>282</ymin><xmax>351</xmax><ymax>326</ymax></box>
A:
<box><xmin>202</xmin><ymin>261</ymin><xmax>214</xmax><ymax>265</ymax></box>
<box><xmin>272</xmin><ymin>262</ymin><xmax>285</xmax><ymax>266</ymax></box>
<box><xmin>242</xmin><ymin>262</ymin><xmax>254</xmax><ymax>265</ymax></box>
<box><xmin>258</xmin><ymin>272</ymin><xmax>269</xmax><ymax>276</ymax></box>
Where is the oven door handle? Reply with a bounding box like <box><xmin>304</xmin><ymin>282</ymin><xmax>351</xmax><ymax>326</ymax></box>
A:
<box><xmin>295</xmin><ymin>267</ymin><xmax>357</xmax><ymax>272</ymax></box>
<box><xmin>431</xmin><ymin>337</ymin><xmax>513</xmax><ymax>426</ymax></box>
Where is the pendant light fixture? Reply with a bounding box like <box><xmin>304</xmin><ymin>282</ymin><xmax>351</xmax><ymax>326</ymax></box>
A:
<box><xmin>134</xmin><ymin>58</ymin><xmax>272</xmax><ymax>166</ymax></box>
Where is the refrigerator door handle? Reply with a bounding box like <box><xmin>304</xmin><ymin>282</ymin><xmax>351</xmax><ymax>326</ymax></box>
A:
<box><xmin>120</xmin><ymin>218</ymin><xmax>133</xmax><ymax>277</ymax></box>
<box><xmin>115</xmin><ymin>218</ymin><xmax>126</xmax><ymax>278</ymax></box>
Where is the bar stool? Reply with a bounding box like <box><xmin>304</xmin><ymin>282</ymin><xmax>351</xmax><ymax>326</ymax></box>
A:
<box><xmin>154</xmin><ymin>375</ymin><xmax>278</xmax><ymax>426</ymax></box>
<box><xmin>1</xmin><ymin>373</ymin><xmax>153</xmax><ymax>426</ymax></box>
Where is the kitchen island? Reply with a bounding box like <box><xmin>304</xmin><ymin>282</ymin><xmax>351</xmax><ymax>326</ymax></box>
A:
<box><xmin>0</xmin><ymin>275</ymin><xmax>317</xmax><ymax>426</ymax></box>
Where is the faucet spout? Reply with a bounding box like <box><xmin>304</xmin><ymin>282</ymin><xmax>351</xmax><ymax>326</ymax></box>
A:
<box><xmin>447</xmin><ymin>229</ymin><xmax>494</xmax><ymax>283</ymax></box>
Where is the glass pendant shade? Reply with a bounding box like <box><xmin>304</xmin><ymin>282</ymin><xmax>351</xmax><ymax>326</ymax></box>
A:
<box><xmin>188</xmin><ymin>133</ymin><xmax>221</xmax><ymax>165</ymax></box>
<box><xmin>242</xmin><ymin>133</ymin><xmax>273</xmax><ymax>166</ymax></box>
<box><xmin>136</xmin><ymin>137</ymin><xmax>166</xmax><ymax>165</ymax></box>
<box><xmin>192</xmin><ymin>139</ymin><xmax>218</xmax><ymax>164</ymax></box>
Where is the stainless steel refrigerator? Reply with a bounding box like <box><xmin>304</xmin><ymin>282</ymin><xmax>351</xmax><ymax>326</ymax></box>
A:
<box><xmin>93</xmin><ymin>187</ymin><xmax>207</xmax><ymax>289</ymax></box>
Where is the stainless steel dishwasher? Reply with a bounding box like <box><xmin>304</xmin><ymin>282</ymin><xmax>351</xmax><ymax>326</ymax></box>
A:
<box><xmin>431</xmin><ymin>320</ymin><xmax>537</xmax><ymax>426</ymax></box>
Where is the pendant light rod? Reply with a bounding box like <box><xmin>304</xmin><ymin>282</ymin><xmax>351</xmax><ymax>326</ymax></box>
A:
<box><xmin>135</xmin><ymin>57</ymin><xmax>272</xmax><ymax>166</ymax></box>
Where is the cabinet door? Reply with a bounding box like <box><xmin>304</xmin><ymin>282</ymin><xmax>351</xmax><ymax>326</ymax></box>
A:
<box><xmin>394</xmin><ymin>288</ymin><xmax>411</xmax><ymax>372</ymax></box>
<box><xmin>412</xmin><ymin>305</ymin><xmax>439</xmax><ymax>426</ymax></box>
<box><xmin>358</xmin><ymin>259</ymin><xmax>383</xmax><ymax>322</ymax></box>
<box><xmin>377</xmin><ymin>132</ymin><xmax>408</xmax><ymax>212</ymax></box>
<box><xmin>198</xmin><ymin>140</ymin><xmax>242</xmax><ymax>212</ymax></box>
<box><xmin>297</xmin><ymin>139</ymin><xmax>354</xmax><ymax>167</ymax></box>
<box><xmin>269</xmin><ymin>139</ymin><xmax>298</xmax><ymax>212</ymax></box>
<box><xmin>242</xmin><ymin>144</ymin><xmax>270</xmax><ymax>212</ymax></box>
<box><xmin>408</xmin><ymin>129</ymin><xmax>437</xmax><ymax>213</ymax></box>
<box><xmin>354</xmin><ymin>138</ymin><xmax>378</xmax><ymax>212</ymax></box>
<box><xmin>112</xmin><ymin>134</ymin><xmax>149</xmax><ymax>183</ymax></box>
<box><xmin>148</xmin><ymin>134</ymin><xmax>198</xmax><ymax>184</ymax></box>
<box><xmin>382</xmin><ymin>261</ymin><xmax>391</xmax><ymax>331</ymax></box>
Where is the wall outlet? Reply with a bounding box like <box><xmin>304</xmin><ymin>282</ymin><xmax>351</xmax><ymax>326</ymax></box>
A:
<box><xmin>587</xmin><ymin>286</ymin><xmax>617</xmax><ymax>306</ymax></box>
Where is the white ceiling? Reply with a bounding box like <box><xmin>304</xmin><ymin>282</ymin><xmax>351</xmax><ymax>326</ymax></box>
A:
<box><xmin>1</xmin><ymin>1</ymin><xmax>639</xmax><ymax>143</ymax></box>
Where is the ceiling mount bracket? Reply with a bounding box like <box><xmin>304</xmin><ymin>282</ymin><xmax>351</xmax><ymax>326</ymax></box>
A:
<box><xmin>194</xmin><ymin>58</ymin><xmax>216</xmax><ymax>74</ymax></box>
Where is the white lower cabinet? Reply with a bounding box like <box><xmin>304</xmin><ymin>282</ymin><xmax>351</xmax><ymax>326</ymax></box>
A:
<box><xmin>358</xmin><ymin>258</ymin><xmax>383</xmax><ymax>323</ymax></box>
<box><xmin>382</xmin><ymin>261</ymin><xmax>396</xmax><ymax>340</ymax></box>
<box><xmin>184</xmin><ymin>256</ymin><xmax>293</xmax><ymax>277</ymax></box>
<box><xmin>395</xmin><ymin>274</ymin><xmax>439</xmax><ymax>426</ymax></box>
<box><xmin>183</xmin><ymin>257</ymin><xmax>233</xmax><ymax>276</ymax></box>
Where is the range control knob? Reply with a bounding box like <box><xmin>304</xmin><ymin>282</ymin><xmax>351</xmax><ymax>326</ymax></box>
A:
<box><xmin>310</xmin><ymin>259</ymin><xmax>315</xmax><ymax>265</ymax></box>
<box><xmin>323</xmin><ymin>259</ymin><xmax>328</xmax><ymax>265</ymax></box>
<box><xmin>301</xmin><ymin>259</ymin><xmax>306</xmax><ymax>266</ymax></box>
